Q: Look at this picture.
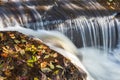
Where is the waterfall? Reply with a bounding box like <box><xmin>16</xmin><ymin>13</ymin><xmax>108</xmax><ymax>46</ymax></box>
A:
<box><xmin>0</xmin><ymin>0</ymin><xmax>120</xmax><ymax>80</ymax></box>
<box><xmin>0</xmin><ymin>0</ymin><xmax>119</xmax><ymax>49</ymax></box>
<box><xmin>55</xmin><ymin>16</ymin><xmax>118</xmax><ymax>50</ymax></box>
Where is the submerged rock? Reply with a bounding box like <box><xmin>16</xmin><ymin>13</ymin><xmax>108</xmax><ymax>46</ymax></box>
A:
<box><xmin>0</xmin><ymin>31</ymin><xmax>87</xmax><ymax>80</ymax></box>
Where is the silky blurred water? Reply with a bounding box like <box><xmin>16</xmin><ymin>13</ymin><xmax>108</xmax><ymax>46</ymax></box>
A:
<box><xmin>0</xmin><ymin>0</ymin><xmax>120</xmax><ymax>80</ymax></box>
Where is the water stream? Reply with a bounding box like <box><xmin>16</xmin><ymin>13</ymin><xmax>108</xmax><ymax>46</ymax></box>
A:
<box><xmin>0</xmin><ymin>0</ymin><xmax>120</xmax><ymax>80</ymax></box>
<box><xmin>0</xmin><ymin>0</ymin><xmax>119</xmax><ymax>49</ymax></box>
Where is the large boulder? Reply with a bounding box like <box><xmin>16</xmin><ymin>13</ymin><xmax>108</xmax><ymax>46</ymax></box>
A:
<box><xmin>0</xmin><ymin>31</ymin><xmax>87</xmax><ymax>80</ymax></box>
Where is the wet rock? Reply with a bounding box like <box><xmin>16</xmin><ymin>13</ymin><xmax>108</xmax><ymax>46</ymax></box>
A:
<box><xmin>0</xmin><ymin>31</ymin><xmax>87</xmax><ymax>80</ymax></box>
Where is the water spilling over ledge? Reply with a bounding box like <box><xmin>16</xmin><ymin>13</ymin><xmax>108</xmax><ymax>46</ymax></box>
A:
<box><xmin>0</xmin><ymin>0</ymin><xmax>119</xmax><ymax>56</ymax></box>
<box><xmin>0</xmin><ymin>0</ymin><xmax>120</xmax><ymax>80</ymax></box>
<box><xmin>0</xmin><ymin>0</ymin><xmax>120</xmax><ymax>49</ymax></box>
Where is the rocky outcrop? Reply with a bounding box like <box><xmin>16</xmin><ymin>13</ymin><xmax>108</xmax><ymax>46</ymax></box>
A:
<box><xmin>0</xmin><ymin>31</ymin><xmax>87</xmax><ymax>80</ymax></box>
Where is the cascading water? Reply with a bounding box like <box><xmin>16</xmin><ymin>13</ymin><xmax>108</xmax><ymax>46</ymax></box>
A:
<box><xmin>55</xmin><ymin>16</ymin><xmax>118</xmax><ymax>50</ymax></box>
<box><xmin>0</xmin><ymin>0</ymin><xmax>119</xmax><ymax>49</ymax></box>
<box><xmin>0</xmin><ymin>0</ymin><xmax>120</xmax><ymax>80</ymax></box>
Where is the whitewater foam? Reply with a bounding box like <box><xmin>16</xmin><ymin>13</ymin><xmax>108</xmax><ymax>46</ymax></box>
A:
<box><xmin>79</xmin><ymin>47</ymin><xmax>120</xmax><ymax>80</ymax></box>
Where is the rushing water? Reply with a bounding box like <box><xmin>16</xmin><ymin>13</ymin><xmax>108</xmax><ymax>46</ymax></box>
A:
<box><xmin>0</xmin><ymin>0</ymin><xmax>120</xmax><ymax>80</ymax></box>
<box><xmin>0</xmin><ymin>0</ymin><xmax>119</xmax><ymax>49</ymax></box>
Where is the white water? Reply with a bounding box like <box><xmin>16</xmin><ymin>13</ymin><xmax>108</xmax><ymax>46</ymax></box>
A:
<box><xmin>55</xmin><ymin>15</ymin><xmax>118</xmax><ymax>49</ymax></box>
<box><xmin>1</xmin><ymin>26</ymin><xmax>120</xmax><ymax>80</ymax></box>
<box><xmin>0</xmin><ymin>0</ymin><xmax>119</xmax><ymax>48</ymax></box>
<box><xmin>35</xmin><ymin>29</ymin><xmax>120</xmax><ymax>80</ymax></box>
<box><xmin>79</xmin><ymin>47</ymin><xmax>120</xmax><ymax>80</ymax></box>
<box><xmin>0</xmin><ymin>0</ymin><xmax>120</xmax><ymax>80</ymax></box>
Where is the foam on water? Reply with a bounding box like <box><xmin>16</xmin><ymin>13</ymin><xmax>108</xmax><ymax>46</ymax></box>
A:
<box><xmin>79</xmin><ymin>47</ymin><xmax>120</xmax><ymax>80</ymax></box>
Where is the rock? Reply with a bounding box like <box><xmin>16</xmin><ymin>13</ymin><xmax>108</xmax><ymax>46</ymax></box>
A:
<box><xmin>0</xmin><ymin>31</ymin><xmax>87</xmax><ymax>80</ymax></box>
